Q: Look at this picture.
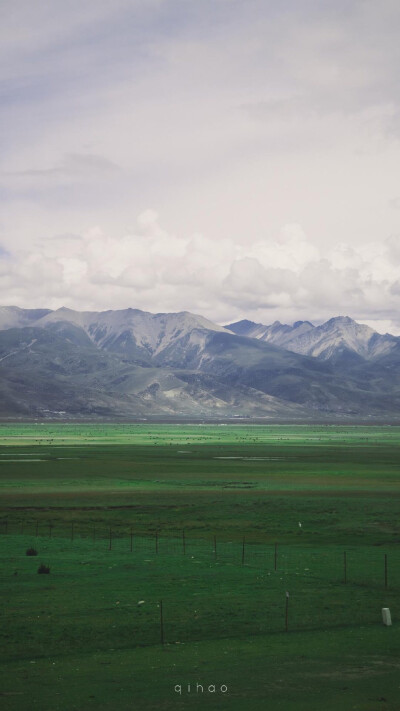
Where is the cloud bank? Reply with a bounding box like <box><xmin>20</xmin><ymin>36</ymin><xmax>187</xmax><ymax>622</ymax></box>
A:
<box><xmin>1</xmin><ymin>211</ymin><xmax>400</xmax><ymax>334</ymax></box>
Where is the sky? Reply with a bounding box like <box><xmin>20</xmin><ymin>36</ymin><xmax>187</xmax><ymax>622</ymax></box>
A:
<box><xmin>1</xmin><ymin>0</ymin><xmax>400</xmax><ymax>333</ymax></box>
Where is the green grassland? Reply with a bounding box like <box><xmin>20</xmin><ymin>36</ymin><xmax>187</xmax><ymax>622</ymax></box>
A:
<box><xmin>0</xmin><ymin>424</ymin><xmax>400</xmax><ymax>710</ymax></box>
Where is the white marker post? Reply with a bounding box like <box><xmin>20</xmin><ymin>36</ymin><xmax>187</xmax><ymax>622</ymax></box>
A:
<box><xmin>382</xmin><ymin>608</ymin><xmax>392</xmax><ymax>626</ymax></box>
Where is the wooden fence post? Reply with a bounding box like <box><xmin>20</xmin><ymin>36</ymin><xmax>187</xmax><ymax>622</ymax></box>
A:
<box><xmin>160</xmin><ymin>600</ymin><xmax>164</xmax><ymax>645</ymax></box>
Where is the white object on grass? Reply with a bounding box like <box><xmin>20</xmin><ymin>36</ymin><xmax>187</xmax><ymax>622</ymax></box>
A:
<box><xmin>382</xmin><ymin>608</ymin><xmax>392</xmax><ymax>626</ymax></box>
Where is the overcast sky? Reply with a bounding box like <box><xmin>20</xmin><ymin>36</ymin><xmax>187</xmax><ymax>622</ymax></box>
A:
<box><xmin>1</xmin><ymin>0</ymin><xmax>400</xmax><ymax>332</ymax></box>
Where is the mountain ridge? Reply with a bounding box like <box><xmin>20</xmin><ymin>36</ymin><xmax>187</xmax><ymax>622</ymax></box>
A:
<box><xmin>1</xmin><ymin>306</ymin><xmax>400</xmax><ymax>420</ymax></box>
<box><xmin>226</xmin><ymin>315</ymin><xmax>398</xmax><ymax>362</ymax></box>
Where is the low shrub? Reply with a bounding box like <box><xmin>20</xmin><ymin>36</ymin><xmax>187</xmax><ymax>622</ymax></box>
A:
<box><xmin>37</xmin><ymin>563</ymin><xmax>50</xmax><ymax>574</ymax></box>
<box><xmin>26</xmin><ymin>547</ymin><xmax>38</xmax><ymax>556</ymax></box>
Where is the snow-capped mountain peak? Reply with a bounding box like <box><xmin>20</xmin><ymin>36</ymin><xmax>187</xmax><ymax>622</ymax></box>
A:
<box><xmin>227</xmin><ymin>315</ymin><xmax>397</xmax><ymax>361</ymax></box>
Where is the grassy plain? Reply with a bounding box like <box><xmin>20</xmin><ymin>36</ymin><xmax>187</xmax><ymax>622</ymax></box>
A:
<box><xmin>0</xmin><ymin>423</ymin><xmax>400</xmax><ymax>710</ymax></box>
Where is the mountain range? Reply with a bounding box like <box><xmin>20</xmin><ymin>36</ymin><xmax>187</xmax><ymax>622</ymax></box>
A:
<box><xmin>227</xmin><ymin>317</ymin><xmax>398</xmax><ymax>363</ymax></box>
<box><xmin>1</xmin><ymin>305</ymin><xmax>400</xmax><ymax>420</ymax></box>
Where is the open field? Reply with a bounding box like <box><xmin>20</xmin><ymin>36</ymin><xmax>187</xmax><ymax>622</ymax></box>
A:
<box><xmin>1</xmin><ymin>424</ymin><xmax>400</xmax><ymax>710</ymax></box>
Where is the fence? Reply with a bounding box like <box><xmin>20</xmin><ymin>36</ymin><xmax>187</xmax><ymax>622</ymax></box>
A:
<box><xmin>1</xmin><ymin>517</ymin><xmax>398</xmax><ymax>589</ymax></box>
<box><xmin>1</xmin><ymin>518</ymin><xmax>399</xmax><ymax>660</ymax></box>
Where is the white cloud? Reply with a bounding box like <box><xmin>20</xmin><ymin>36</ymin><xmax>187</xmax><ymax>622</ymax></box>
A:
<box><xmin>1</xmin><ymin>211</ymin><xmax>400</xmax><ymax>333</ymax></box>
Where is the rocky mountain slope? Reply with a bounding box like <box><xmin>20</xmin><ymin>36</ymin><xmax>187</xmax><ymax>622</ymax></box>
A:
<box><xmin>0</xmin><ymin>324</ymin><xmax>309</xmax><ymax>419</ymax></box>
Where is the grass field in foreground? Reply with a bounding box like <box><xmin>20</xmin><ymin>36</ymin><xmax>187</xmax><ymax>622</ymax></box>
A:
<box><xmin>0</xmin><ymin>423</ymin><xmax>400</xmax><ymax>710</ymax></box>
